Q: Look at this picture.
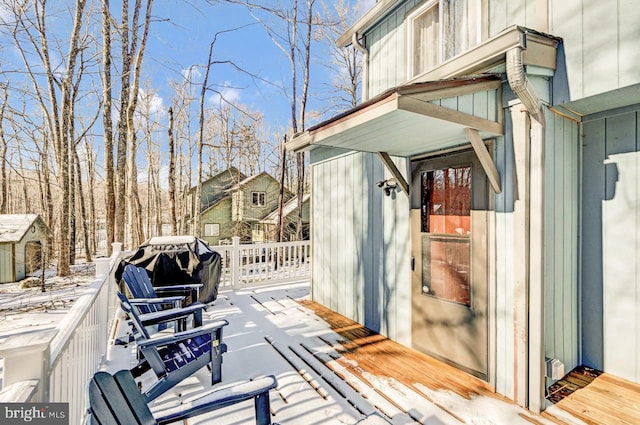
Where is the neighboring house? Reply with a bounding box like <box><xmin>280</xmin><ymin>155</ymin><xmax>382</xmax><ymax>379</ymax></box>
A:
<box><xmin>287</xmin><ymin>0</ymin><xmax>640</xmax><ymax>414</ymax></box>
<box><xmin>186</xmin><ymin>167</ymin><xmax>246</xmax><ymax>218</ymax></box>
<box><xmin>190</xmin><ymin>169</ymin><xmax>294</xmax><ymax>245</ymax></box>
<box><xmin>0</xmin><ymin>214</ymin><xmax>49</xmax><ymax>284</ymax></box>
<box><xmin>257</xmin><ymin>194</ymin><xmax>310</xmax><ymax>242</ymax></box>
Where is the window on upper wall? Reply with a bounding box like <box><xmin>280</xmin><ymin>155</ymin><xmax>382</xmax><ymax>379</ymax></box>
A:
<box><xmin>408</xmin><ymin>0</ymin><xmax>483</xmax><ymax>78</ymax></box>
<box><xmin>204</xmin><ymin>223</ymin><xmax>220</xmax><ymax>237</ymax></box>
<box><xmin>251</xmin><ymin>191</ymin><xmax>266</xmax><ymax>207</ymax></box>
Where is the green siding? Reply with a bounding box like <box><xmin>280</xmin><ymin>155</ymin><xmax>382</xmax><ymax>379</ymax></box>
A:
<box><xmin>366</xmin><ymin>0</ymin><xmax>420</xmax><ymax>97</ymax></box>
<box><xmin>543</xmin><ymin>110</ymin><xmax>580</xmax><ymax>377</ymax></box>
<box><xmin>488</xmin><ymin>0</ymin><xmax>537</xmax><ymax>36</ymax></box>
<box><xmin>198</xmin><ymin>173</ymin><xmax>292</xmax><ymax>245</ymax></box>
<box><xmin>582</xmin><ymin>106</ymin><xmax>640</xmax><ymax>382</ymax></box>
<box><xmin>550</xmin><ymin>0</ymin><xmax>640</xmax><ymax>104</ymax></box>
<box><xmin>0</xmin><ymin>243</ymin><xmax>14</xmax><ymax>283</ymax></box>
<box><xmin>311</xmin><ymin>151</ymin><xmax>411</xmax><ymax>345</ymax></box>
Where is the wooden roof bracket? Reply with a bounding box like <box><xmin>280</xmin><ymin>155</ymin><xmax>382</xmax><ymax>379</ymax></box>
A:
<box><xmin>377</xmin><ymin>152</ymin><xmax>409</xmax><ymax>196</ymax></box>
<box><xmin>465</xmin><ymin>127</ymin><xmax>502</xmax><ymax>194</ymax></box>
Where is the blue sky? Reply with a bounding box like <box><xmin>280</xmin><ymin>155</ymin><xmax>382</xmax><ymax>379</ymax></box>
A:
<box><xmin>144</xmin><ymin>0</ymin><xmax>341</xmax><ymax>134</ymax></box>
<box><xmin>0</xmin><ymin>0</ymin><xmax>366</xmax><ymax>178</ymax></box>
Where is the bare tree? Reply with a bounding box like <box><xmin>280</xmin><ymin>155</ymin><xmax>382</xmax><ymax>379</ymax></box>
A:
<box><xmin>125</xmin><ymin>0</ymin><xmax>154</xmax><ymax>247</ymax></box>
<box><xmin>101</xmin><ymin>0</ymin><xmax>116</xmax><ymax>255</ymax></box>
<box><xmin>6</xmin><ymin>0</ymin><xmax>90</xmax><ymax>276</ymax></box>
<box><xmin>319</xmin><ymin>0</ymin><xmax>362</xmax><ymax>113</ymax></box>
<box><xmin>167</xmin><ymin>106</ymin><xmax>177</xmax><ymax>234</ymax></box>
<box><xmin>0</xmin><ymin>84</ymin><xmax>8</xmax><ymax>214</ymax></box>
<box><xmin>220</xmin><ymin>0</ymin><xmax>318</xmax><ymax>240</ymax></box>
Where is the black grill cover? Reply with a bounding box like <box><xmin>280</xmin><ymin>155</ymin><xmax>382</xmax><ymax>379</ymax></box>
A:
<box><xmin>115</xmin><ymin>236</ymin><xmax>221</xmax><ymax>303</ymax></box>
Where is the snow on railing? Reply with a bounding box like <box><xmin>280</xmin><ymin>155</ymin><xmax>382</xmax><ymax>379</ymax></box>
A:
<box><xmin>213</xmin><ymin>237</ymin><xmax>311</xmax><ymax>287</ymax></box>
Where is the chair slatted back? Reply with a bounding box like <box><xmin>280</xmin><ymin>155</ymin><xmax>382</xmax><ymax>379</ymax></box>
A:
<box><xmin>87</xmin><ymin>371</ymin><xmax>156</xmax><ymax>425</ymax></box>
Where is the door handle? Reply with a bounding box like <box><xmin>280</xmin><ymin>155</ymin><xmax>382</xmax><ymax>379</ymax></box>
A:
<box><xmin>411</xmin><ymin>256</ymin><xmax>415</xmax><ymax>271</ymax></box>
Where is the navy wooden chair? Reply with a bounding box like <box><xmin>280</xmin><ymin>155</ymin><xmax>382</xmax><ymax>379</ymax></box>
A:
<box><xmin>86</xmin><ymin>369</ymin><xmax>277</xmax><ymax>425</ymax></box>
<box><xmin>117</xmin><ymin>292</ymin><xmax>228</xmax><ymax>401</ymax></box>
<box><xmin>122</xmin><ymin>264</ymin><xmax>203</xmax><ymax>307</ymax></box>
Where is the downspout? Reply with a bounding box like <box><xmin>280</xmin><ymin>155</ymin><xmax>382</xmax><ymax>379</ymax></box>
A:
<box><xmin>352</xmin><ymin>32</ymin><xmax>369</xmax><ymax>102</ymax></box>
<box><xmin>506</xmin><ymin>46</ymin><xmax>545</xmax><ymax>125</ymax></box>
<box><xmin>506</xmin><ymin>45</ymin><xmax>546</xmax><ymax>413</ymax></box>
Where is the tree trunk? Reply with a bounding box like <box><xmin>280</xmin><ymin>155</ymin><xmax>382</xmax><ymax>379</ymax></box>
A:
<box><xmin>195</xmin><ymin>40</ymin><xmax>216</xmax><ymax>237</ymax></box>
<box><xmin>0</xmin><ymin>87</ymin><xmax>8</xmax><ymax>215</ymax></box>
<box><xmin>167</xmin><ymin>106</ymin><xmax>178</xmax><ymax>234</ymax></box>
<box><xmin>75</xmin><ymin>150</ymin><xmax>92</xmax><ymax>262</ymax></box>
<box><xmin>101</xmin><ymin>0</ymin><xmax>116</xmax><ymax>255</ymax></box>
<box><xmin>85</xmin><ymin>139</ymin><xmax>97</xmax><ymax>255</ymax></box>
<box><xmin>276</xmin><ymin>136</ymin><xmax>287</xmax><ymax>242</ymax></box>
<box><xmin>115</xmin><ymin>0</ymin><xmax>131</xmax><ymax>247</ymax></box>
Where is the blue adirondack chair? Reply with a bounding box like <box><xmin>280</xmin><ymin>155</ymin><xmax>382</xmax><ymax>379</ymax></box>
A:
<box><xmin>117</xmin><ymin>292</ymin><xmax>228</xmax><ymax>401</ymax></box>
<box><xmin>122</xmin><ymin>264</ymin><xmax>203</xmax><ymax>307</ymax></box>
<box><xmin>86</xmin><ymin>369</ymin><xmax>277</xmax><ymax>425</ymax></box>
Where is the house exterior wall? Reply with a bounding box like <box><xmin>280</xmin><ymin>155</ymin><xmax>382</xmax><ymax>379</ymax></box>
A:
<box><xmin>549</xmin><ymin>0</ymin><xmax>640</xmax><ymax>104</ymax></box>
<box><xmin>199</xmin><ymin>174</ymin><xmax>291</xmax><ymax>245</ymax></box>
<box><xmin>543</xmin><ymin>109</ymin><xmax>580</xmax><ymax>378</ymax></box>
<box><xmin>488</xmin><ymin>0</ymin><xmax>537</xmax><ymax>35</ymax></box>
<box><xmin>365</xmin><ymin>0</ymin><xmax>640</xmax><ymax>107</ymax></box>
<box><xmin>310</xmin><ymin>148</ymin><xmax>411</xmax><ymax>345</ymax></box>
<box><xmin>0</xmin><ymin>243</ymin><xmax>15</xmax><ymax>283</ymax></box>
<box><xmin>581</xmin><ymin>105</ymin><xmax>640</xmax><ymax>382</ymax></box>
<box><xmin>199</xmin><ymin>198</ymin><xmax>233</xmax><ymax>246</ymax></box>
<box><xmin>366</xmin><ymin>0</ymin><xmax>420</xmax><ymax>97</ymax></box>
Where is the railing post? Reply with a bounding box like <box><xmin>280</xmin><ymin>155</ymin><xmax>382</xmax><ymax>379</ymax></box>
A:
<box><xmin>111</xmin><ymin>242</ymin><xmax>123</xmax><ymax>258</ymax></box>
<box><xmin>231</xmin><ymin>236</ymin><xmax>241</xmax><ymax>288</ymax></box>
<box><xmin>0</xmin><ymin>329</ymin><xmax>57</xmax><ymax>402</ymax></box>
<box><xmin>94</xmin><ymin>258</ymin><xmax>112</xmax><ymax>277</ymax></box>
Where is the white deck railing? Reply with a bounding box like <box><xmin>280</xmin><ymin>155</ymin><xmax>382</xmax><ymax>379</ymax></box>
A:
<box><xmin>0</xmin><ymin>239</ymin><xmax>310</xmax><ymax>425</ymax></box>
<box><xmin>214</xmin><ymin>237</ymin><xmax>311</xmax><ymax>287</ymax></box>
<box><xmin>0</xmin><ymin>245</ymin><xmax>121</xmax><ymax>425</ymax></box>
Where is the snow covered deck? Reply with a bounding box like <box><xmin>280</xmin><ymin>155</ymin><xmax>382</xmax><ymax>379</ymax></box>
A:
<box><xmin>103</xmin><ymin>280</ymin><xmax>584</xmax><ymax>424</ymax></box>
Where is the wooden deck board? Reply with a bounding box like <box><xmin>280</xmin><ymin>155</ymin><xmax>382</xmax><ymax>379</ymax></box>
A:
<box><xmin>301</xmin><ymin>300</ymin><xmax>640</xmax><ymax>424</ymax></box>
<box><xmin>302</xmin><ymin>300</ymin><xmax>497</xmax><ymax>400</ymax></box>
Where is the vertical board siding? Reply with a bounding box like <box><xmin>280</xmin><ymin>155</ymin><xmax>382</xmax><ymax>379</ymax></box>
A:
<box><xmin>494</xmin><ymin>96</ymin><xmax>517</xmax><ymax>398</ymax></box>
<box><xmin>582</xmin><ymin>107</ymin><xmax>640</xmax><ymax>382</ymax></box>
<box><xmin>0</xmin><ymin>244</ymin><xmax>13</xmax><ymax>283</ymax></box>
<box><xmin>488</xmin><ymin>0</ymin><xmax>536</xmax><ymax>37</ymax></box>
<box><xmin>544</xmin><ymin>111</ymin><xmax>580</xmax><ymax>375</ymax></box>
<box><xmin>580</xmin><ymin>117</ymin><xmax>605</xmax><ymax>369</ymax></box>
<box><xmin>366</xmin><ymin>0</ymin><xmax>420</xmax><ymax>97</ymax></box>
<box><xmin>310</xmin><ymin>151</ymin><xmax>411</xmax><ymax>344</ymax></box>
<box><xmin>550</xmin><ymin>0</ymin><xmax>640</xmax><ymax>101</ymax></box>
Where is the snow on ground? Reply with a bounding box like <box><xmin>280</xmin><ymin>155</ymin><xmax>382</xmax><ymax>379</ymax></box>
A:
<box><xmin>102</xmin><ymin>281</ymin><xmax>581</xmax><ymax>425</ymax></box>
<box><xmin>0</xmin><ymin>263</ymin><xmax>97</xmax><ymax>335</ymax></box>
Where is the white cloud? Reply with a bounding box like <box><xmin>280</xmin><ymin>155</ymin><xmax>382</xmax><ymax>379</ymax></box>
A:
<box><xmin>181</xmin><ymin>67</ymin><xmax>202</xmax><ymax>83</ymax></box>
<box><xmin>208</xmin><ymin>81</ymin><xmax>241</xmax><ymax>106</ymax></box>
<box><xmin>138</xmin><ymin>88</ymin><xmax>165</xmax><ymax>117</ymax></box>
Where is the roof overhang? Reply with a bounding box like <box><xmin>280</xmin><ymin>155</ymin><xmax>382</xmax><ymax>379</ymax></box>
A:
<box><xmin>287</xmin><ymin>76</ymin><xmax>504</xmax><ymax>157</ymax></box>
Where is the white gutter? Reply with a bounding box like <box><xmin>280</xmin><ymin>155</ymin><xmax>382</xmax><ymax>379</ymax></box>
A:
<box><xmin>352</xmin><ymin>33</ymin><xmax>369</xmax><ymax>102</ymax></box>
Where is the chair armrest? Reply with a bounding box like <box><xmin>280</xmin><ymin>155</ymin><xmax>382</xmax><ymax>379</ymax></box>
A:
<box><xmin>137</xmin><ymin>304</ymin><xmax>206</xmax><ymax>328</ymax></box>
<box><xmin>154</xmin><ymin>284</ymin><xmax>203</xmax><ymax>303</ymax></box>
<box><xmin>129</xmin><ymin>296</ymin><xmax>185</xmax><ymax>306</ymax></box>
<box><xmin>154</xmin><ymin>375</ymin><xmax>277</xmax><ymax>425</ymax></box>
<box><xmin>137</xmin><ymin>320</ymin><xmax>228</xmax><ymax>349</ymax></box>
<box><xmin>154</xmin><ymin>284</ymin><xmax>203</xmax><ymax>291</ymax></box>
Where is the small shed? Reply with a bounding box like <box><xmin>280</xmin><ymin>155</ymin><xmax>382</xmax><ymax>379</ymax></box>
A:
<box><xmin>0</xmin><ymin>214</ymin><xmax>49</xmax><ymax>284</ymax></box>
